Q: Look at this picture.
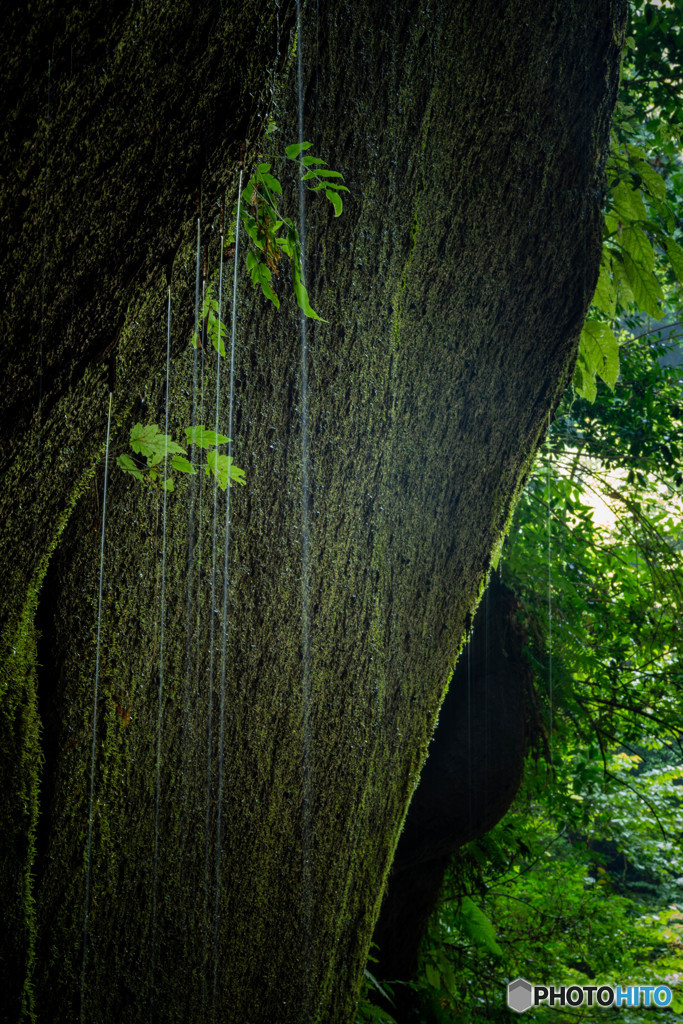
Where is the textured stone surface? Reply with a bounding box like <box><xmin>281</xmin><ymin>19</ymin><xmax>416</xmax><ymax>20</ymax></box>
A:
<box><xmin>0</xmin><ymin>2</ymin><xmax>625</xmax><ymax>1021</ymax></box>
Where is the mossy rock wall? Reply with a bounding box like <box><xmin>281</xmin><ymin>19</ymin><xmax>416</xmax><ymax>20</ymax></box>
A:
<box><xmin>0</xmin><ymin>1</ymin><xmax>625</xmax><ymax>1022</ymax></box>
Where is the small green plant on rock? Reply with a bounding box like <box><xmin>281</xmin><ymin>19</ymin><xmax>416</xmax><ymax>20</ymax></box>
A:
<box><xmin>121</xmin><ymin>139</ymin><xmax>347</xmax><ymax>491</ymax></box>
<box><xmin>116</xmin><ymin>423</ymin><xmax>245</xmax><ymax>492</ymax></box>
<box><xmin>193</xmin><ymin>139</ymin><xmax>348</xmax><ymax>351</ymax></box>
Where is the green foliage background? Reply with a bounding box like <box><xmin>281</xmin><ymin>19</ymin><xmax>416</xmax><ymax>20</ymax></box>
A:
<box><xmin>362</xmin><ymin>3</ymin><xmax>683</xmax><ymax>1021</ymax></box>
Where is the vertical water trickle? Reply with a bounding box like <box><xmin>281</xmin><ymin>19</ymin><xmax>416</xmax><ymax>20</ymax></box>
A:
<box><xmin>150</xmin><ymin>287</ymin><xmax>173</xmax><ymax>1019</ymax></box>
<box><xmin>80</xmin><ymin>391</ymin><xmax>113</xmax><ymax>1024</ymax></box>
<box><xmin>296</xmin><ymin>1</ymin><xmax>313</xmax><ymax>978</ymax></box>
<box><xmin>201</xmin><ymin>197</ymin><xmax>225</xmax><ymax>1015</ymax></box>
<box><xmin>183</xmin><ymin>211</ymin><xmax>202</xmax><ymax>759</ymax></box>
<box><xmin>194</xmin><ymin>258</ymin><xmax>208</xmax><ymax>735</ymax></box>
<box><xmin>39</xmin><ymin>59</ymin><xmax>51</xmax><ymax>422</ymax></box>
<box><xmin>212</xmin><ymin>172</ymin><xmax>242</xmax><ymax>1020</ymax></box>
<box><xmin>547</xmin><ymin>418</ymin><xmax>553</xmax><ymax>773</ymax></box>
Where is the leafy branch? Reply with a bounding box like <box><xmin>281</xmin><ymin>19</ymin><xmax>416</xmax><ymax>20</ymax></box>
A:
<box><xmin>116</xmin><ymin>422</ymin><xmax>245</xmax><ymax>492</ymax></box>
<box><xmin>234</xmin><ymin>140</ymin><xmax>348</xmax><ymax>322</ymax></box>
<box><xmin>576</xmin><ymin>131</ymin><xmax>683</xmax><ymax>402</ymax></box>
<box><xmin>122</xmin><ymin>140</ymin><xmax>346</xmax><ymax>492</ymax></box>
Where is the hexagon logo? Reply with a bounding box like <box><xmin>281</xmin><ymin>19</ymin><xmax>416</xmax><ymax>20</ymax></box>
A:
<box><xmin>508</xmin><ymin>978</ymin><xmax>533</xmax><ymax>1013</ymax></box>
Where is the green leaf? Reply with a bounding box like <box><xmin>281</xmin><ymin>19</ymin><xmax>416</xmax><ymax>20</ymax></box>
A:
<box><xmin>664</xmin><ymin>236</ymin><xmax>683</xmax><ymax>283</ymax></box>
<box><xmin>171</xmin><ymin>455</ymin><xmax>196</xmax><ymax>474</ymax></box>
<box><xmin>302</xmin><ymin>168</ymin><xmax>344</xmax><ymax>180</ymax></box>
<box><xmin>651</xmin><ymin>196</ymin><xmax>675</xmax><ymax>234</ymax></box>
<box><xmin>285</xmin><ymin>141</ymin><xmax>313</xmax><ymax>159</ymax></box>
<box><xmin>621</xmin><ymin>224</ymin><xmax>654</xmax><ymax>273</ymax></box>
<box><xmin>185</xmin><ymin>425</ymin><xmax>230</xmax><ymax>449</ymax></box>
<box><xmin>250</xmin><ymin>261</ymin><xmax>280</xmax><ymax>308</ymax></box>
<box><xmin>205</xmin><ymin>451</ymin><xmax>246</xmax><ymax>490</ymax></box>
<box><xmin>363</xmin><ymin>969</ymin><xmax>394</xmax><ymax>1004</ymax></box>
<box><xmin>620</xmin><ymin>250</ymin><xmax>663</xmax><ymax>318</ymax></box>
<box><xmin>259</xmin><ymin>172</ymin><xmax>283</xmax><ymax>196</ymax></box>
<box><xmin>243</xmin><ymin>218</ymin><xmax>262</xmax><ymax>248</ymax></box>
<box><xmin>611</xmin><ymin>254</ymin><xmax>635</xmax><ymax>307</ymax></box>
<box><xmin>631</xmin><ymin>157</ymin><xmax>666</xmax><ymax>202</ymax></box>
<box><xmin>116</xmin><ymin>454</ymin><xmax>145</xmax><ymax>482</ymax></box>
<box><xmin>162</xmin><ymin>477</ymin><xmax>175</xmax><ymax>491</ymax></box>
<box><xmin>260</xmin><ymin>279</ymin><xmax>280</xmax><ymax>308</ymax></box>
<box><xmin>671</xmin><ymin>994</ymin><xmax>683</xmax><ymax>1015</ymax></box>
<box><xmin>579</xmin><ymin>320</ymin><xmax>620</xmax><ymax>396</ymax></box>
<box><xmin>130</xmin><ymin>422</ymin><xmax>160</xmax><ymax>457</ymax></box>
<box><xmin>293</xmin><ymin>276</ymin><xmax>327</xmax><ymax>322</ymax></box>
<box><xmin>592</xmin><ymin>258</ymin><xmax>616</xmax><ymax>317</ymax></box>
<box><xmin>129</xmin><ymin>424</ymin><xmax>186</xmax><ymax>461</ymax></box>
<box><xmin>573</xmin><ymin>351</ymin><xmax>597</xmax><ymax>403</ymax></box>
<box><xmin>455</xmin><ymin>896</ymin><xmax>504</xmax><ymax>957</ymax></box>
<box><xmin>434</xmin><ymin>951</ymin><xmax>457</xmax><ymax>998</ymax></box>
<box><xmin>275</xmin><ymin>237</ymin><xmax>294</xmax><ymax>258</ymax></box>
<box><xmin>209</xmin><ymin>317</ymin><xmax>227</xmax><ymax>358</ymax></box>
<box><xmin>611</xmin><ymin>180</ymin><xmax>647</xmax><ymax>223</ymax></box>
<box><xmin>257</xmin><ymin>162</ymin><xmax>271</xmax><ymax>173</ymax></box>
<box><xmin>252</xmin><ymin>261</ymin><xmax>272</xmax><ymax>286</ymax></box>
<box><xmin>425</xmin><ymin>963</ymin><xmax>442</xmax><ymax>990</ymax></box>
<box><xmin>325</xmin><ymin>189</ymin><xmax>343</xmax><ymax>217</ymax></box>
<box><xmin>302</xmin><ymin>155</ymin><xmax>327</xmax><ymax>166</ymax></box>
<box><xmin>358</xmin><ymin>1005</ymin><xmax>397</xmax><ymax>1023</ymax></box>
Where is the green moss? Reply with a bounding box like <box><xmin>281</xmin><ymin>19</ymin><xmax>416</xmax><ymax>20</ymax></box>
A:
<box><xmin>0</xmin><ymin>0</ymin><xmax>625</xmax><ymax>1021</ymax></box>
<box><xmin>0</xmin><ymin>418</ymin><xmax>125</xmax><ymax>1023</ymax></box>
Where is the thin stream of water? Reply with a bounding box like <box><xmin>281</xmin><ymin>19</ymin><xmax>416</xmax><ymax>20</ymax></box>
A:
<box><xmin>296</xmin><ymin>3</ymin><xmax>313</xmax><ymax>973</ymax></box>
<box><xmin>202</xmin><ymin>207</ymin><xmax>226</xmax><ymax>1013</ymax></box>
<box><xmin>211</xmin><ymin>172</ymin><xmax>242</xmax><ymax>1018</ymax></box>
<box><xmin>194</xmin><ymin>273</ymin><xmax>208</xmax><ymax>715</ymax></box>
<box><xmin>80</xmin><ymin>390</ymin><xmax>113</xmax><ymax>1024</ymax></box>
<box><xmin>150</xmin><ymin>287</ymin><xmax>173</xmax><ymax>1017</ymax></box>
<box><xmin>183</xmin><ymin>217</ymin><xmax>202</xmax><ymax>760</ymax></box>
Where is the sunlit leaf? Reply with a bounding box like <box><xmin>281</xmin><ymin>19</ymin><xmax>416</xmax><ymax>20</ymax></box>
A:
<box><xmin>302</xmin><ymin>168</ymin><xmax>344</xmax><ymax>180</ymax></box>
<box><xmin>455</xmin><ymin>897</ymin><xmax>504</xmax><ymax>957</ymax></box>
<box><xmin>259</xmin><ymin>172</ymin><xmax>283</xmax><ymax>196</ymax></box>
<box><xmin>116</xmin><ymin>453</ymin><xmax>144</xmax><ymax>482</ymax></box>
<box><xmin>285</xmin><ymin>141</ymin><xmax>313</xmax><ymax>159</ymax></box>
<box><xmin>592</xmin><ymin>258</ymin><xmax>617</xmax><ymax>317</ymax></box>
<box><xmin>621</xmin><ymin>224</ymin><xmax>654</xmax><ymax>273</ymax></box>
<box><xmin>620</xmin><ymin>250</ymin><xmax>663</xmax><ymax>318</ymax></box>
<box><xmin>171</xmin><ymin>455</ymin><xmax>196</xmax><ymax>474</ymax></box>
<box><xmin>293</xmin><ymin>276</ymin><xmax>327</xmax><ymax>322</ymax></box>
<box><xmin>325</xmin><ymin>189</ymin><xmax>343</xmax><ymax>217</ymax></box>
<box><xmin>664</xmin><ymin>235</ymin><xmax>683</xmax><ymax>283</ymax></box>
<box><xmin>611</xmin><ymin>179</ymin><xmax>647</xmax><ymax>222</ymax></box>
<box><xmin>185</xmin><ymin>425</ymin><xmax>230</xmax><ymax>449</ymax></box>
<box><xmin>205</xmin><ymin>451</ymin><xmax>246</xmax><ymax>490</ymax></box>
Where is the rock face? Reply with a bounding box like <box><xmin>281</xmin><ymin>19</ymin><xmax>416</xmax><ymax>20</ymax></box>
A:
<box><xmin>373</xmin><ymin>579</ymin><xmax>528</xmax><ymax>985</ymax></box>
<box><xmin>0</xmin><ymin>1</ymin><xmax>625</xmax><ymax>1022</ymax></box>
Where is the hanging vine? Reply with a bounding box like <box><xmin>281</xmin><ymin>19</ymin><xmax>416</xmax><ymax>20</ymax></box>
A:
<box><xmin>117</xmin><ymin>140</ymin><xmax>347</xmax><ymax>492</ymax></box>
